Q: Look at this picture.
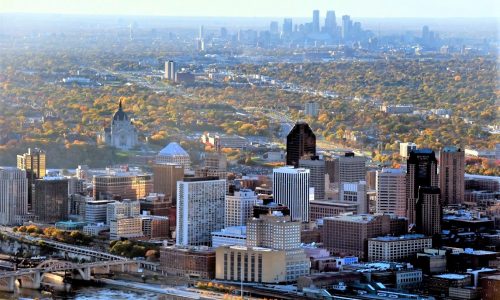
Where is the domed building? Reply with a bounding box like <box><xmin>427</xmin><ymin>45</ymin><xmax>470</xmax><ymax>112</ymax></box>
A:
<box><xmin>156</xmin><ymin>142</ymin><xmax>191</xmax><ymax>170</ymax></box>
<box><xmin>98</xmin><ymin>100</ymin><xmax>138</xmax><ymax>150</ymax></box>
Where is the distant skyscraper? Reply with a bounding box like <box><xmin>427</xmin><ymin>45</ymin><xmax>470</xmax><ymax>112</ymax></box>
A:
<box><xmin>273</xmin><ymin>166</ymin><xmax>310</xmax><ymax>222</ymax></box>
<box><xmin>282</xmin><ymin>18</ymin><xmax>293</xmax><ymax>35</ymax></box>
<box><xmin>286</xmin><ymin>121</ymin><xmax>316</xmax><ymax>168</ymax></box>
<box><xmin>439</xmin><ymin>146</ymin><xmax>465</xmax><ymax>206</ymax></box>
<box><xmin>93</xmin><ymin>171</ymin><xmax>152</xmax><ymax>201</ymax></box>
<box><xmin>416</xmin><ymin>187</ymin><xmax>441</xmax><ymax>236</ymax></box>
<box><xmin>341</xmin><ymin>15</ymin><xmax>352</xmax><ymax>40</ymax></box>
<box><xmin>225</xmin><ymin>189</ymin><xmax>257</xmax><ymax>228</ymax></box>
<box><xmin>376</xmin><ymin>168</ymin><xmax>407</xmax><ymax>217</ymax></box>
<box><xmin>324</xmin><ymin>10</ymin><xmax>337</xmax><ymax>34</ymax></box>
<box><xmin>176</xmin><ymin>177</ymin><xmax>226</xmax><ymax>246</ymax></box>
<box><xmin>34</xmin><ymin>177</ymin><xmax>69</xmax><ymax>223</ymax></box>
<box><xmin>199</xmin><ymin>25</ymin><xmax>204</xmax><ymax>39</ymax></box>
<box><xmin>312</xmin><ymin>10</ymin><xmax>320</xmax><ymax>33</ymax></box>
<box><xmin>299</xmin><ymin>156</ymin><xmax>325</xmax><ymax>201</ymax></box>
<box><xmin>0</xmin><ymin>168</ymin><xmax>28</xmax><ymax>225</ymax></box>
<box><xmin>220</xmin><ymin>27</ymin><xmax>228</xmax><ymax>38</ymax></box>
<box><xmin>270</xmin><ymin>21</ymin><xmax>279</xmax><ymax>34</ymax></box>
<box><xmin>165</xmin><ymin>60</ymin><xmax>176</xmax><ymax>81</ymax></box>
<box><xmin>406</xmin><ymin>149</ymin><xmax>438</xmax><ymax>225</ymax></box>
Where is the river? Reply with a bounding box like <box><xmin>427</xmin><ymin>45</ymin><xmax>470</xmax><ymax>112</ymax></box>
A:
<box><xmin>0</xmin><ymin>286</ymin><xmax>160</xmax><ymax>299</ymax></box>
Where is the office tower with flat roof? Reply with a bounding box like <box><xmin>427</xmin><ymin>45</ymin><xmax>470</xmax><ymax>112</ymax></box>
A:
<box><xmin>341</xmin><ymin>15</ymin><xmax>352</xmax><ymax>40</ymax></box>
<box><xmin>400</xmin><ymin>142</ymin><xmax>417</xmax><ymax>159</ymax></box>
<box><xmin>93</xmin><ymin>171</ymin><xmax>152</xmax><ymax>200</ymax></box>
<box><xmin>17</xmin><ymin>148</ymin><xmax>46</xmax><ymax>211</ymax></box>
<box><xmin>106</xmin><ymin>199</ymin><xmax>141</xmax><ymax>225</ymax></box>
<box><xmin>368</xmin><ymin>234</ymin><xmax>432</xmax><ymax>262</ymax></box>
<box><xmin>286</xmin><ymin>121</ymin><xmax>316</xmax><ymax>168</ymax></box>
<box><xmin>376</xmin><ymin>168</ymin><xmax>407</xmax><ymax>217</ymax></box>
<box><xmin>299</xmin><ymin>156</ymin><xmax>325</xmax><ymax>201</ymax></box>
<box><xmin>225</xmin><ymin>189</ymin><xmax>257</xmax><ymax>228</ymax></box>
<box><xmin>312</xmin><ymin>10</ymin><xmax>320</xmax><ymax>33</ymax></box>
<box><xmin>283</xmin><ymin>18</ymin><xmax>293</xmax><ymax>35</ymax></box>
<box><xmin>34</xmin><ymin>177</ymin><xmax>69</xmax><ymax>223</ymax></box>
<box><xmin>85</xmin><ymin>199</ymin><xmax>113</xmax><ymax>223</ymax></box>
<box><xmin>324</xmin><ymin>10</ymin><xmax>337</xmax><ymax>34</ymax></box>
<box><xmin>270</xmin><ymin>21</ymin><xmax>279</xmax><ymax>34</ymax></box>
<box><xmin>176</xmin><ymin>177</ymin><xmax>226</xmax><ymax>246</ymax></box>
<box><xmin>321</xmin><ymin>214</ymin><xmax>394</xmax><ymax>260</ymax></box>
<box><xmin>339</xmin><ymin>181</ymin><xmax>368</xmax><ymax>214</ymax></box>
<box><xmin>439</xmin><ymin>146</ymin><xmax>465</xmax><ymax>206</ymax></box>
<box><xmin>247</xmin><ymin>214</ymin><xmax>310</xmax><ymax>281</ymax></box>
<box><xmin>336</xmin><ymin>152</ymin><xmax>366</xmax><ymax>184</ymax></box>
<box><xmin>273</xmin><ymin>166</ymin><xmax>310</xmax><ymax>222</ymax></box>
<box><xmin>304</xmin><ymin>101</ymin><xmax>319</xmax><ymax>117</ymax></box>
<box><xmin>416</xmin><ymin>187</ymin><xmax>441</xmax><ymax>236</ymax></box>
<box><xmin>152</xmin><ymin>163</ymin><xmax>184</xmax><ymax>205</ymax></box>
<box><xmin>17</xmin><ymin>148</ymin><xmax>46</xmax><ymax>179</ymax></box>
<box><xmin>139</xmin><ymin>193</ymin><xmax>170</xmax><ymax>216</ymax></box>
<box><xmin>165</xmin><ymin>60</ymin><xmax>176</xmax><ymax>81</ymax></box>
<box><xmin>0</xmin><ymin>168</ymin><xmax>28</xmax><ymax>225</ymax></box>
<box><xmin>406</xmin><ymin>149</ymin><xmax>438</xmax><ymax>224</ymax></box>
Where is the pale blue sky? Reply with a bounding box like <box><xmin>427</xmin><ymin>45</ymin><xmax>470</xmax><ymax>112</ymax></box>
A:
<box><xmin>1</xmin><ymin>0</ymin><xmax>498</xmax><ymax>18</ymax></box>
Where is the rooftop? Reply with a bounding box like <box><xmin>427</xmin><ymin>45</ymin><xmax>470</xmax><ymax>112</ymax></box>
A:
<box><xmin>158</xmin><ymin>142</ymin><xmax>189</xmax><ymax>157</ymax></box>
<box><xmin>434</xmin><ymin>274</ymin><xmax>469</xmax><ymax>280</ymax></box>
<box><xmin>370</xmin><ymin>234</ymin><xmax>429</xmax><ymax>242</ymax></box>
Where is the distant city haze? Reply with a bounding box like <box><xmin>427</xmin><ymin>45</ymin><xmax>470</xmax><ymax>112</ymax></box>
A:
<box><xmin>1</xmin><ymin>0</ymin><xmax>499</xmax><ymax>18</ymax></box>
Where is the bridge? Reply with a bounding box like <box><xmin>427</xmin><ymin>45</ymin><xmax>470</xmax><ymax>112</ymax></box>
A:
<box><xmin>0</xmin><ymin>259</ymin><xmax>138</xmax><ymax>292</ymax></box>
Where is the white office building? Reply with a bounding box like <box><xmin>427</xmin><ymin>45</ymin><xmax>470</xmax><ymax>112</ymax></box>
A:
<box><xmin>0</xmin><ymin>168</ymin><xmax>28</xmax><ymax>225</ymax></box>
<box><xmin>376</xmin><ymin>168</ymin><xmax>407</xmax><ymax>217</ymax></box>
<box><xmin>176</xmin><ymin>178</ymin><xmax>226</xmax><ymax>246</ymax></box>
<box><xmin>106</xmin><ymin>199</ymin><xmax>140</xmax><ymax>225</ymax></box>
<box><xmin>273</xmin><ymin>166</ymin><xmax>310</xmax><ymax>222</ymax></box>
<box><xmin>85</xmin><ymin>200</ymin><xmax>113</xmax><ymax>224</ymax></box>
<box><xmin>225</xmin><ymin>189</ymin><xmax>257</xmax><ymax>228</ymax></box>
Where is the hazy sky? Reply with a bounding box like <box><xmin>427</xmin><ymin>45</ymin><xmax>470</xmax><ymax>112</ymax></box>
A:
<box><xmin>1</xmin><ymin>0</ymin><xmax>498</xmax><ymax>18</ymax></box>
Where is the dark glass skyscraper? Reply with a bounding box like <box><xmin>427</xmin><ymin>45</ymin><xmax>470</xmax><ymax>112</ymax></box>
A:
<box><xmin>286</xmin><ymin>121</ymin><xmax>316</xmax><ymax>168</ymax></box>
<box><xmin>406</xmin><ymin>149</ymin><xmax>438</xmax><ymax>225</ymax></box>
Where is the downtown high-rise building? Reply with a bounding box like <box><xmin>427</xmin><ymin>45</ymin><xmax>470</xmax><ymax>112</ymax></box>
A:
<box><xmin>247</xmin><ymin>214</ymin><xmax>310</xmax><ymax>281</ymax></box>
<box><xmin>17</xmin><ymin>148</ymin><xmax>46</xmax><ymax>179</ymax></box>
<box><xmin>324</xmin><ymin>10</ymin><xmax>337</xmax><ymax>34</ymax></box>
<box><xmin>0</xmin><ymin>168</ymin><xmax>28</xmax><ymax>225</ymax></box>
<box><xmin>339</xmin><ymin>181</ymin><xmax>368</xmax><ymax>214</ymax></box>
<box><xmin>34</xmin><ymin>177</ymin><xmax>69</xmax><ymax>223</ymax></box>
<box><xmin>335</xmin><ymin>152</ymin><xmax>366</xmax><ymax>185</ymax></box>
<box><xmin>439</xmin><ymin>146</ymin><xmax>465</xmax><ymax>205</ymax></box>
<box><xmin>152</xmin><ymin>163</ymin><xmax>184</xmax><ymax>205</ymax></box>
<box><xmin>176</xmin><ymin>177</ymin><xmax>226</xmax><ymax>246</ymax></box>
<box><xmin>299</xmin><ymin>156</ymin><xmax>325</xmax><ymax>201</ymax></box>
<box><xmin>312</xmin><ymin>10</ymin><xmax>320</xmax><ymax>33</ymax></box>
<box><xmin>93</xmin><ymin>171</ymin><xmax>152</xmax><ymax>200</ymax></box>
<box><xmin>286</xmin><ymin>121</ymin><xmax>316</xmax><ymax>168</ymax></box>
<box><xmin>341</xmin><ymin>15</ymin><xmax>352</xmax><ymax>40</ymax></box>
<box><xmin>376</xmin><ymin>168</ymin><xmax>407</xmax><ymax>217</ymax></box>
<box><xmin>17</xmin><ymin>148</ymin><xmax>46</xmax><ymax>211</ymax></box>
<box><xmin>273</xmin><ymin>166</ymin><xmax>310</xmax><ymax>222</ymax></box>
<box><xmin>406</xmin><ymin>149</ymin><xmax>438</xmax><ymax>225</ymax></box>
<box><xmin>165</xmin><ymin>60</ymin><xmax>176</xmax><ymax>81</ymax></box>
<box><xmin>282</xmin><ymin>18</ymin><xmax>293</xmax><ymax>35</ymax></box>
<box><xmin>225</xmin><ymin>189</ymin><xmax>258</xmax><ymax>228</ymax></box>
<box><xmin>416</xmin><ymin>187</ymin><xmax>442</xmax><ymax>236</ymax></box>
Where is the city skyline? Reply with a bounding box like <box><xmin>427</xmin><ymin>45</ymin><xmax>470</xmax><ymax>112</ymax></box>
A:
<box><xmin>1</xmin><ymin>0</ymin><xmax>499</xmax><ymax>18</ymax></box>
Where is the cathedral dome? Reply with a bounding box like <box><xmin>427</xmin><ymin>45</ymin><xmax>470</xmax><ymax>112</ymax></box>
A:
<box><xmin>113</xmin><ymin>100</ymin><xmax>129</xmax><ymax>121</ymax></box>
